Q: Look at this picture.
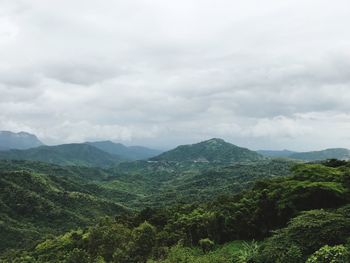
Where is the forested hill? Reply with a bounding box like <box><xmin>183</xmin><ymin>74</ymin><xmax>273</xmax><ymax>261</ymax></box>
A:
<box><xmin>0</xmin><ymin>143</ymin><xmax>122</xmax><ymax>167</ymax></box>
<box><xmin>0</xmin><ymin>160</ymin><xmax>129</xmax><ymax>252</ymax></box>
<box><xmin>290</xmin><ymin>148</ymin><xmax>350</xmax><ymax>161</ymax></box>
<box><xmin>87</xmin><ymin>140</ymin><xmax>162</xmax><ymax>160</ymax></box>
<box><xmin>150</xmin><ymin>138</ymin><xmax>264</xmax><ymax>163</ymax></box>
<box><xmin>5</xmin><ymin>161</ymin><xmax>350</xmax><ymax>262</ymax></box>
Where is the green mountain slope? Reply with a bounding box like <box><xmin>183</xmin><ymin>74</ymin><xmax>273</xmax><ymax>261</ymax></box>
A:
<box><xmin>0</xmin><ymin>131</ymin><xmax>43</xmax><ymax>150</ymax></box>
<box><xmin>150</xmin><ymin>138</ymin><xmax>264</xmax><ymax>163</ymax></box>
<box><xmin>0</xmin><ymin>160</ymin><xmax>129</xmax><ymax>252</ymax></box>
<box><xmin>290</xmin><ymin>148</ymin><xmax>350</xmax><ymax>161</ymax></box>
<box><xmin>87</xmin><ymin>141</ymin><xmax>162</xmax><ymax>160</ymax></box>
<box><xmin>7</xmin><ymin>161</ymin><xmax>350</xmax><ymax>263</ymax></box>
<box><xmin>0</xmin><ymin>143</ymin><xmax>122</xmax><ymax>167</ymax></box>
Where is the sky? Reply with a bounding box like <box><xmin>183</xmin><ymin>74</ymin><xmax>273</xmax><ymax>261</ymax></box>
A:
<box><xmin>0</xmin><ymin>0</ymin><xmax>350</xmax><ymax>151</ymax></box>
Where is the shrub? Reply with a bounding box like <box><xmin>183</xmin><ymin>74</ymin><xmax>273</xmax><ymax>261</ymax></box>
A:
<box><xmin>306</xmin><ymin>245</ymin><xmax>349</xmax><ymax>263</ymax></box>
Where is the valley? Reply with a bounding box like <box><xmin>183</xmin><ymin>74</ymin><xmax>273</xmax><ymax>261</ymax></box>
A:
<box><xmin>0</xmin><ymin>134</ymin><xmax>350</xmax><ymax>262</ymax></box>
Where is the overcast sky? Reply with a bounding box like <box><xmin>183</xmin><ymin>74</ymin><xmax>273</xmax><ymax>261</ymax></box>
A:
<box><xmin>0</xmin><ymin>0</ymin><xmax>350</xmax><ymax>150</ymax></box>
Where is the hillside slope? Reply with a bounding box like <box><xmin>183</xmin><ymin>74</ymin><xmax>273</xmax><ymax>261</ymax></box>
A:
<box><xmin>0</xmin><ymin>143</ymin><xmax>122</xmax><ymax>167</ymax></box>
<box><xmin>290</xmin><ymin>148</ymin><xmax>350</xmax><ymax>161</ymax></box>
<box><xmin>151</xmin><ymin>138</ymin><xmax>263</xmax><ymax>163</ymax></box>
<box><xmin>87</xmin><ymin>140</ymin><xmax>162</xmax><ymax>160</ymax></box>
<box><xmin>0</xmin><ymin>160</ymin><xmax>129</xmax><ymax>252</ymax></box>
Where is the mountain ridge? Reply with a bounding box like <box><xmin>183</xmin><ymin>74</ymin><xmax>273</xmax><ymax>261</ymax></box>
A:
<box><xmin>150</xmin><ymin>138</ymin><xmax>264</xmax><ymax>163</ymax></box>
<box><xmin>86</xmin><ymin>140</ymin><xmax>162</xmax><ymax>160</ymax></box>
<box><xmin>0</xmin><ymin>131</ymin><xmax>43</xmax><ymax>150</ymax></box>
<box><xmin>0</xmin><ymin>143</ymin><xmax>122</xmax><ymax>167</ymax></box>
<box><xmin>290</xmin><ymin>148</ymin><xmax>350</xmax><ymax>161</ymax></box>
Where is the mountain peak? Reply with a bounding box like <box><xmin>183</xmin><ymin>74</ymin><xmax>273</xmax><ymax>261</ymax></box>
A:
<box><xmin>0</xmin><ymin>131</ymin><xmax>43</xmax><ymax>150</ymax></box>
<box><xmin>151</xmin><ymin>139</ymin><xmax>263</xmax><ymax>163</ymax></box>
<box><xmin>204</xmin><ymin>138</ymin><xmax>226</xmax><ymax>144</ymax></box>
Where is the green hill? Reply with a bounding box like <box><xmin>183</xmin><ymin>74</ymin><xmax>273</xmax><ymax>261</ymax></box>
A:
<box><xmin>0</xmin><ymin>160</ymin><xmax>129</xmax><ymax>252</ymax></box>
<box><xmin>290</xmin><ymin>148</ymin><xmax>350</xmax><ymax>161</ymax></box>
<box><xmin>6</xmin><ymin>161</ymin><xmax>350</xmax><ymax>263</ymax></box>
<box><xmin>0</xmin><ymin>143</ymin><xmax>122</xmax><ymax>167</ymax></box>
<box><xmin>87</xmin><ymin>140</ymin><xmax>162</xmax><ymax>160</ymax></box>
<box><xmin>150</xmin><ymin>138</ymin><xmax>264</xmax><ymax>163</ymax></box>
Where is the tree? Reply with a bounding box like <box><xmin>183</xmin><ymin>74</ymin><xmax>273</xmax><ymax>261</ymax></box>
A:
<box><xmin>130</xmin><ymin>221</ymin><xmax>156</xmax><ymax>262</ymax></box>
<box><xmin>199</xmin><ymin>238</ymin><xmax>215</xmax><ymax>253</ymax></box>
<box><xmin>306</xmin><ymin>245</ymin><xmax>349</xmax><ymax>263</ymax></box>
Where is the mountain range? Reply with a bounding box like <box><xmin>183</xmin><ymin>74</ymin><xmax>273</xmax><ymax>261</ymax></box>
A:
<box><xmin>259</xmin><ymin>148</ymin><xmax>350</xmax><ymax>161</ymax></box>
<box><xmin>0</xmin><ymin>131</ymin><xmax>43</xmax><ymax>150</ymax></box>
<box><xmin>1</xmin><ymin>131</ymin><xmax>350</xmax><ymax>167</ymax></box>
<box><xmin>0</xmin><ymin>143</ymin><xmax>122</xmax><ymax>167</ymax></box>
<box><xmin>87</xmin><ymin>140</ymin><xmax>162</xmax><ymax>160</ymax></box>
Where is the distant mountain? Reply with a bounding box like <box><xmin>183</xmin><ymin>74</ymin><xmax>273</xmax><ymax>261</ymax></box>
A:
<box><xmin>0</xmin><ymin>131</ymin><xmax>43</xmax><ymax>150</ymax></box>
<box><xmin>289</xmin><ymin>148</ymin><xmax>350</xmax><ymax>161</ymax></box>
<box><xmin>87</xmin><ymin>140</ymin><xmax>162</xmax><ymax>160</ymax></box>
<box><xmin>150</xmin><ymin>138</ymin><xmax>264</xmax><ymax>163</ymax></box>
<box><xmin>258</xmin><ymin>149</ymin><xmax>297</xmax><ymax>158</ymax></box>
<box><xmin>0</xmin><ymin>143</ymin><xmax>122</xmax><ymax>167</ymax></box>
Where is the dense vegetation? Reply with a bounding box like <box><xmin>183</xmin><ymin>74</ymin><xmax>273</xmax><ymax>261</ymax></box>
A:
<box><xmin>150</xmin><ymin>138</ymin><xmax>263</xmax><ymax>163</ymax></box>
<box><xmin>2</xmin><ymin>160</ymin><xmax>350</xmax><ymax>262</ymax></box>
<box><xmin>0</xmin><ymin>161</ymin><xmax>129</xmax><ymax>252</ymax></box>
<box><xmin>0</xmin><ymin>144</ymin><xmax>122</xmax><ymax>167</ymax></box>
<box><xmin>2</xmin><ymin>138</ymin><xmax>350</xmax><ymax>262</ymax></box>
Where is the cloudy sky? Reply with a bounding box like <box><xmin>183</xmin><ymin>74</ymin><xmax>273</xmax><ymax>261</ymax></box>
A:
<box><xmin>0</xmin><ymin>0</ymin><xmax>350</xmax><ymax>150</ymax></box>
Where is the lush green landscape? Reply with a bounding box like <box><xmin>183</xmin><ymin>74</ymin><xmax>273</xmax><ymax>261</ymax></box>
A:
<box><xmin>1</xmin><ymin>138</ymin><xmax>350</xmax><ymax>262</ymax></box>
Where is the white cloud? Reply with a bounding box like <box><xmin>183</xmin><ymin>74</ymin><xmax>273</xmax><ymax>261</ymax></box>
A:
<box><xmin>0</xmin><ymin>0</ymin><xmax>350</xmax><ymax>150</ymax></box>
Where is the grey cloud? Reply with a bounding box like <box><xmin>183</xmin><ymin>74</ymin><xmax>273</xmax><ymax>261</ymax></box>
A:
<box><xmin>1</xmin><ymin>0</ymin><xmax>350</xmax><ymax>150</ymax></box>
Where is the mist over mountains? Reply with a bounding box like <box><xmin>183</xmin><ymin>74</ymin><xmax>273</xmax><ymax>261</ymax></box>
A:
<box><xmin>0</xmin><ymin>131</ymin><xmax>43</xmax><ymax>150</ymax></box>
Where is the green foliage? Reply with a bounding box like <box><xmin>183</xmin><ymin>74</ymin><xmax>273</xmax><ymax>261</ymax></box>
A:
<box><xmin>150</xmin><ymin>138</ymin><xmax>263</xmax><ymax>163</ymax></box>
<box><xmin>306</xmin><ymin>245</ymin><xmax>349</xmax><ymax>263</ymax></box>
<box><xmin>198</xmin><ymin>238</ymin><xmax>215</xmax><ymax>253</ymax></box>
<box><xmin>259</xmin><ymin>209</ymin><xmax>350</xmax><ymax>262</ymax></box>
<box><xmin>0</xmin><ymin>143</ymin><xmax>121</xmax><ymax>167</ymax></box>
<box><xmin>233</xmin><ymin>241</ymin><xmax>260</xmax><ymax>263</ymax></box>
<box><xmin>2</xmin><ymin>160</ymin><xmax>350</xmax><ymax>263</ymax></box>
<box><xmin>0</xmin><ymin>161</ymin><xmax>129</xmax><ymax>252</ymax></box>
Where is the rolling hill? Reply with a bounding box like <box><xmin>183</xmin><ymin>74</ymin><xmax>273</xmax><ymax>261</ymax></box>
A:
<box><xmin>150</xmin><ymin>138</ymin><xmax>264</xmax><ymax>163</ymax></box>
<box><xmin>0</xmin><ymin>160</ymin><xmax>129</xmax><ymax>252</ymax></box>
<box><xmin>0</xmin><ymin>143</ymin><xmax>122</xmax><ymax>167</ymax></box>
<box><xmin>290</xmin><ymin>148</ymin><xmax>350</xmax><ymax>161</ymax></box>
<box><xmin>87</xmin><ymin>140</ymin><xmax>162</xmax><ymax>160</ymax></box>
<box><xmin>257</xmin><ymin>149</ymin><xmax>296</xmax><ymax>158</ymax></box>
<box><xmin>0</xmin><ymin>131</ymin><xmax>43</xmax><ymax>150</ymax></box>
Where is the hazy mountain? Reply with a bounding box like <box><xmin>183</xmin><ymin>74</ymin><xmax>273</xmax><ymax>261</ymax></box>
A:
<box><xmin>87</xmin><ymin>140</ymin><xmax>162</xmax><ymax>160</ymax></box>
<box><xmin>0</xmin><ymin>143</ymin><xmax>122</xmax><ymax>167</ymax></box>
<box><xmin>257</xmin><ymin>149</ymin><xmax>297</xmax><ymax>158</ymax></box>
<box><xmin>0</xmin><ymin>131</ymin><xmax>43</xmax><ymax>150</ymax></box>
<box><xmin>150</xmin><ymin>138</ymin><xmax>264</xmax><ymax>163</ymax></box>
<box><xmin>289</xmin><ymin>148</ymin><xmax>350</xmax><ymax>161</ymax></box>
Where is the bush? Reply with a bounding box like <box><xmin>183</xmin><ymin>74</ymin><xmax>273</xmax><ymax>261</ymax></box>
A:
<box><xmin>306</xmin><ymin>245</ymin><xmax>349</xmax><ymax>263</ymax></box>
<box><xmin>233</xmin><ymin>241</ymin><xmax>260</xmax><ymax>263</ymax></box>
<box><xmin>199</xmin><ymin>238</ymin><xmax>215</xmax><ymax>253</ymax></box>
